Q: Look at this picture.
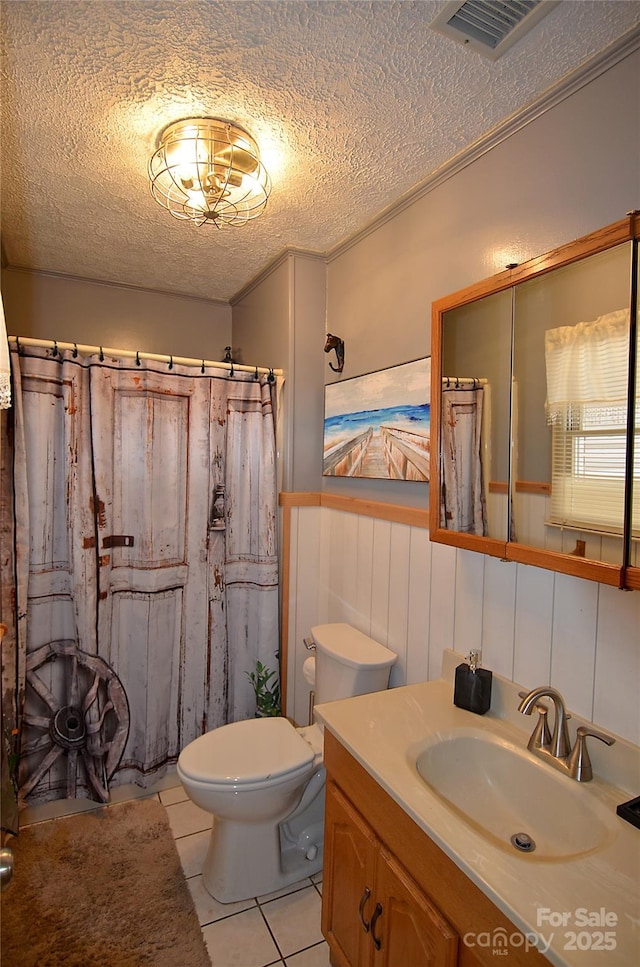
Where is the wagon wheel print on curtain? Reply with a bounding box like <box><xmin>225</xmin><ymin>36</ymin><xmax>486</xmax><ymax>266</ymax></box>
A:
<box><xmin>18</xmin><ymin>641</ymin><xmax>129</xmax><ymax>803</ymax></box>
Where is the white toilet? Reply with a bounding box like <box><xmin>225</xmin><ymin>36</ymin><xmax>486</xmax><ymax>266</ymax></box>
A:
<box><xmin>177</xmin><ymin>623</ymin><xmax>396</xmax><ymax>903</ymax></box>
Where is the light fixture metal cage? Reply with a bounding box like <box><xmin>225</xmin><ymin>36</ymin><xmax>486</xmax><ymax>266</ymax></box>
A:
<box><xmin>149</xmin><ymin>117</ymin><xmax>271</xmax><ymax>227</ymax></box>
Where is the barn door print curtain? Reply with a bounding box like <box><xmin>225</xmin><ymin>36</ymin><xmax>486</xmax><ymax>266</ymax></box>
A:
<box><xmin>6</xmin><ymin>344</ymin><xmax>279</xmax><ymax>807</ymax></box>
<box><xmin>440</xmin><ymin>385</ymin><xmax>487</xmax><ymax>536</ymax></box>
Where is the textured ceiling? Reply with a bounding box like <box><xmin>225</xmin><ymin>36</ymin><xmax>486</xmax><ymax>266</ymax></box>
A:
<box><xmin>1</xmin><ymin>1</ymin><xmax>639</xmax><ymax>303</ymax></box>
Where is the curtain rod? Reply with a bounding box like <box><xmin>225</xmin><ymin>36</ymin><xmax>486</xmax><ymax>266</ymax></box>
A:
<box><xmin>8</xmin><ymin>336</ymin><xmax>283</xmax><ymax>378</ymax></box>
<box><xmin>442</xmin><ymin>376</ymin><xmax>488</xmax><ymax>386</ymax></box>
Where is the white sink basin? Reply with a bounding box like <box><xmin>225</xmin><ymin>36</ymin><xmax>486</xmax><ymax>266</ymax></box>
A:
<box><xmin>416</xmin><ymin>729</ymin><xmax>615</xmax><ymax>860</ymax></box>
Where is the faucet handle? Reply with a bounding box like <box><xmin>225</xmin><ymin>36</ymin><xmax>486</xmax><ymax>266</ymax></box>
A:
<box><xmin>568</xmin><ymin>726</ymin><xmax>616</xmax><ymax>782</ymax></box>
<box><xmin>577</xmin><ymin>726</ymin><xmax>615</xmax><ymax>745</ymax></box>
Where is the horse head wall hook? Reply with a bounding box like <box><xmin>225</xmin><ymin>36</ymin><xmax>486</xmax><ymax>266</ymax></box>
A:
<box><xmin>324</xmin><ymin>333</ymin><xmax>345</xmax><ymax>373</ymax></box>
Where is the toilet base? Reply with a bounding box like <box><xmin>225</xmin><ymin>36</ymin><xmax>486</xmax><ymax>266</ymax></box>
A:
<box><xmin>202</xmin><ymin>814</ymin><xmax>323</xmax><ymax>903</ymax></box>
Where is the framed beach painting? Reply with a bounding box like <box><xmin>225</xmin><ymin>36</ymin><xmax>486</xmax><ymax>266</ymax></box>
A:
<box><xmin>323</xmin><ymin>357</ymin><xmax>430</xmax><ymax>480</ymax></box>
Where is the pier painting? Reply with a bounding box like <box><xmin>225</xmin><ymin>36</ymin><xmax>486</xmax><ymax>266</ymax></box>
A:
<box><xmin>323</xmin><ymin>358</ymin><xmax>430</xmax><ymax>480</ymax></box>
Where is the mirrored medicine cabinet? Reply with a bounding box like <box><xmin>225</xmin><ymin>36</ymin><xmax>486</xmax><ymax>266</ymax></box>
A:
<box><xmin>430</xmin><ymin>214</ymin><xmax>640</xmax><ymax>589</ymax></box>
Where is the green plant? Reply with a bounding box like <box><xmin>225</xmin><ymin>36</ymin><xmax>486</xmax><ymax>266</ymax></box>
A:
<box><xmin>246</xmin><ymin>660</ymin><xmax>281</xmax><ymax>717</ymax></box>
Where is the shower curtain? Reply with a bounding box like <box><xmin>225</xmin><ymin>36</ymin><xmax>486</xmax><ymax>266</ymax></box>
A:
<box><xmin>3</xmin><ymin>343</ymin><xmax>280</xmax><ymax>806</ymax></box>
<box><xmin>441</xmin><ymin>384</ymin><xmax>487</xmax><ymax>536</ymax></box>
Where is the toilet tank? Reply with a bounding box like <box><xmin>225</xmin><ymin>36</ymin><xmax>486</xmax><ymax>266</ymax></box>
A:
<box><xmin>311</xmin><ymin>623</ymin><xmax>397</xmax><ymax>705</ymax></box>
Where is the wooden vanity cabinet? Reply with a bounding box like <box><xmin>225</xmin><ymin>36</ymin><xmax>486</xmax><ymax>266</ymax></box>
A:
<box><xmin>324</xmin><ymin>779</ymin><xmax>457</xmax><ymax>967</ymax></box>
<box><xmin>321</xmin><ymin>730</ymin><xmax>547</xmax><ymax>967</ymax></box>
<box><xmin>323</xmin><ymin>779</ymin><xmax>377</xmax><ymax>967</ymax></box>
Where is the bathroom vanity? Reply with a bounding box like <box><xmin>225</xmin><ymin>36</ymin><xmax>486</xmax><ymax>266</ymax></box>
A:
<box><xmin>322</xmin><ymin>731</ymin><xmax>542</xmax><ymax>966</ymax></box>
<box><xmin>316</xmin><ymin>655</ymin><xmax>640</xmax><ymax>967</ymax></box>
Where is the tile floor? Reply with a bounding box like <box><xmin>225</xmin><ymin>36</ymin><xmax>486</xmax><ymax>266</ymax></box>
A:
<box><xmin>159</xmin><ymin>782</ymin><xmax>330</xmax><ymax>967</ymax></box>
<box><xmin>20</xmin><ymin>776</ymin><xmax>331</xmax><ymax>967</ymax></box>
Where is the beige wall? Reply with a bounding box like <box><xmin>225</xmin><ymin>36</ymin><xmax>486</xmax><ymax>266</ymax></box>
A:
<box><xmin>232</xmin><ymin>256</ymin><xmax>294</xmax><ymax>494</ymax></box>
<box><xmin>233</xmin><ymin>252</ymin><xmax>327</xmax><ymax>492</ymax></box>
<box><xmin>290</xmin><ymin>255</ymin><xmax>327</xmax><ymax>491</ymax></box>
<box><xmin>321</xmin><ymin>47</ymin><xmax>640</xmax><ymax>507</ymax></box>
<box><xmin>231</xmin><ymin>256</ymin><xmax>291</xmax><ymax>372</ymax></box>
<box><xmin>1</xmin><ymin>267</ymin><xmax>231</xmax><ymax>361</ymax></box>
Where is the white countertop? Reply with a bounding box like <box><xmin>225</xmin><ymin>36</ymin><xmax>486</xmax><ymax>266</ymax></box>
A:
<box><xmin>314</xmin><ymin>656</ymin><xmax>640</xmax><ymax>967</ymax></box>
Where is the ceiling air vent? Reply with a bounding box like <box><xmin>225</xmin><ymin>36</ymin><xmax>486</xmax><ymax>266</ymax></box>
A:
<box><xmin>431</xmin><ymin>1</ymin><xmax>559</xmax><ymax>61</ymax></box>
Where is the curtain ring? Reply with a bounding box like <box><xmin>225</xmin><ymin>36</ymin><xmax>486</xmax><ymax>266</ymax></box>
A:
<box><xmin>201</xmin><ymin>360</ymin><xmax>205</xmax><ymax>374</ymax></box>
<box><xmin>254</xmin><ymin>366</ymin><xmax>259</xmax><ymax>380</ymax></box>
<box><xmin>136</xmin><ymin>351</ymin><xmax>141</xmax><ymax>367</ymax></box>
<box><xmin>52</xmin><ymin>340</ymin><xmax>58</xmax><ymax>357</ymax></box>
<box><xmin>229</xmin><ymin>362</ymin><xmax>234</xmax><ymax>377</ymax></box>
<box><xmin>168</xmin><ymin>355</ymin><xmax>173</xmax><ymax>370</ymax></box>
<box><xmin>72</xmin><ymin>343</ymin><xmax>78</xmax><ymax>358</ymax></box>
<box><xmin>99</xmin><ymin>347</ymin><xmax>104</xmax><ymax>361</ymax></box>
<box><xmin>15</xmin><ymin>336</ymin><xmax>20</xmax><ymax>354</ymax></box>
<box><xmin>268</xmin><ymin>368</ymin><xmax>275</xmax><ymax>384</ymax></box>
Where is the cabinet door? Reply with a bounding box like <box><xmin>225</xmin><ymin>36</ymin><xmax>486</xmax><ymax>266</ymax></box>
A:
<box><xmin>323</xmin><ymin>781</ymin><xmax>377</xmax><ymax>967</ymax></box>
<box><xmin>373</xmin><ymin>847</ymin><xmax>458</xmax><ymax>967</ymax></box>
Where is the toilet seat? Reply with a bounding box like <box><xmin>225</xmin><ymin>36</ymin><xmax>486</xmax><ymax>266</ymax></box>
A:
<box><xmin>297</xmin><ymin>723</ymin><xmax>323</xmax><ymax>761</ymax></box>
<box><xmin>178</xmin><ymin>716</ymin><xmax>314</xmax><ymax>786</ymax></box>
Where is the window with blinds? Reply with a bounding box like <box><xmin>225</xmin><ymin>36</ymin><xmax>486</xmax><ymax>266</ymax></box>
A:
<box><xmin>545</xmin><ymin>308</ymin><xmax>635</xmax><ymax>537</ymax></box>
<box><xmin>549</xmin><ymin>401</ymin><xmax>638</xmax><ymax>535</ymax></box>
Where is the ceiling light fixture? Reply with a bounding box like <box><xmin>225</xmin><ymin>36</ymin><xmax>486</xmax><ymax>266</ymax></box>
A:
<box><xmin>148</xmin><ymin>117</ymin><xmax>271</xmax><ymax>227</ymax></box>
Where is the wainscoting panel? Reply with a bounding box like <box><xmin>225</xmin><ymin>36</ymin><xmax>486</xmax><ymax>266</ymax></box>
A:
<box><xmin>513</xmin><ymin>565</ymin><xmax>555</xmax><ymax>687</ymax></box>
<box><xmin>406</xmin><ymin>529</ymin><xmax>431</xmax><ymax>685</ymax></box>
<box><xmin>354</xmin><ymin>514</ymin><xmax>375</xmax><ymax>632</ymax></box>
<box><xmin>550</xmin><ymin>574</ymin><xmax>599</xmax><ymax>721</ymax></box>
<box><xmin>282</xmin><ymin>498</ymin><xmax>639</xmax><ymax>744</ymax></box>
<box><xmin>426</xmin><ymin>539</ymin><xmax>456</xmax><ymax>681</ymax></box>
<box><xmin>452</xmin><ymin>550</ymin><xmax>485</xmax><ymax>665</ymax></box>
<box><xmin>286</xmin><ymin>505</ymin><xmax>322</xmax><ymax>727</ymax></box>
<box><xmin>482</xmin><ymin>555</ymin><xmax>518</xmax><ymax>680</ymax></box>
<box><xmin>593</xmin><ymin>586</ymin><xmax>640</xmax><ymax>736</ymax></box>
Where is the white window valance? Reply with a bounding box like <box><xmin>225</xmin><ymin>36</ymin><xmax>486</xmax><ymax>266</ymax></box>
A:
<box><xmin>544</xmin><ymin>308</ymin><xmax>629</xmax><ymax>424</ymax></box>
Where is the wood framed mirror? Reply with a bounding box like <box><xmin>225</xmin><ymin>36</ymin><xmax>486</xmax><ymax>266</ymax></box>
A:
<box><xmin>430</xmin><ymin>214</ymin><xmax>640</xmax><ymax>587</ymax></box>
<box><xmin>625</xmin><ymin>239</ymin><xmax>640</xmax><ymax>590</ymax></box>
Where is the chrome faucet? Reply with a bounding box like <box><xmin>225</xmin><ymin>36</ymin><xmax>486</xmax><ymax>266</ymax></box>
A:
<box><xmin>517</xmin><ymin>686</ymin><xmax>614</xmax><ymax>781</ymax></box>
<box><xmin>518</xmin><ymin>686</ymin><xmax>571</xmax><ymax>757</ymax></box>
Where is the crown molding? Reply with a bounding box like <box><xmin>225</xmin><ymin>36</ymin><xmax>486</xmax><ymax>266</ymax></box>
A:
<box><xmin>1</xmin><ymin>263</ymin><xmax>230</xmax><ymax>309</ymax></box>
<box><xmin>230</xmin><ymin>247</ymin><xmax>327</xmax><ymax>305</ymax></box>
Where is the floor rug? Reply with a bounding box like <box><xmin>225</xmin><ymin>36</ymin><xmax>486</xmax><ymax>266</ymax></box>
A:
<box><xmin>0</xmin><ymin>797</ymin><xmax>211</xmax><ymax>967</ymax></box>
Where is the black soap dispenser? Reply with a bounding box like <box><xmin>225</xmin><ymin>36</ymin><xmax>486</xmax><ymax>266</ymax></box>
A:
<box><xmin>454</xmin><ymin>650</ymin><xmax>492</xmax><ymax>715</ymax></box>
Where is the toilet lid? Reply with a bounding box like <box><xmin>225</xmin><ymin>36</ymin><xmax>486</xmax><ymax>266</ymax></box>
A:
<box><xmin>311</xmin><ymin>623</ymin><xmax>397</xmax><ymax>669</ymax></box>
<box><xmin>178</xmin><ymin>716</ymin><xmax>315</xmax><ymax>784</ymax></box>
